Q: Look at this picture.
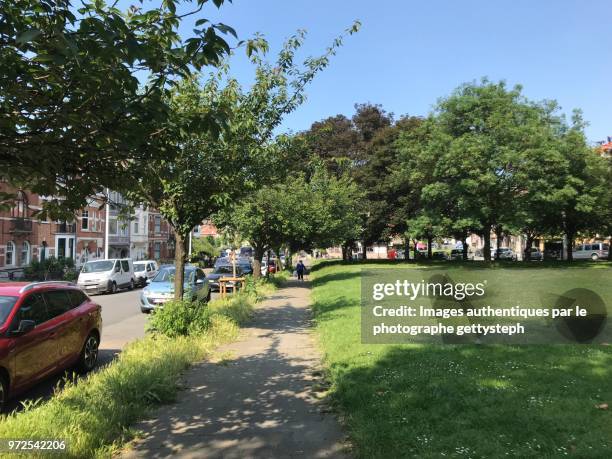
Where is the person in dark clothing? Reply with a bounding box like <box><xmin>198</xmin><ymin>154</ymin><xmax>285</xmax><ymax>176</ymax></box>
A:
<box><xmin>296</xmin><ymin>260</ymin><xmax>306</xmax><ymax>281</ymax></box>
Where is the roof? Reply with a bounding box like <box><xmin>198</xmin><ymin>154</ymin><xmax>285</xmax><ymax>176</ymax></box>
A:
<box><xmin>0</xmin><ymin>281</ymin><xmax>76</xmax><ymax>296</ymax></box>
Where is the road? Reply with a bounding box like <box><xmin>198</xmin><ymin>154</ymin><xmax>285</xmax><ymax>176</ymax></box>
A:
<box><xmin>6</xmin><ymin>284</ymin><xmax>221</xmax><ymax>412</ymax></box>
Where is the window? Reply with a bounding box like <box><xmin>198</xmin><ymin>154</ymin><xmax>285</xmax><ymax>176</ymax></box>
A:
<box><xmin>0</xmin><ymin>296</ymin><xmax>19</xmax><ymax>327</ymax></box>
<box><xmin>121</xmin><ymin>260</ymin><xmax>129</xmax><ymax>272</ymax></box>
<box><xmin>43</xmin><ymin>290</ymin><xmax>72</xmax><ymax>319</ymax></box>
<box><xmin>154</xmin><ymin>242</ymin><xmax>161</xmax><ymax>259</ymax></box>
<box><xmin>133</xmin><ymin>220</ymin><xmax>139</xmax><ymax>234</ymax></box>
<box><xmin>18</xmin><ymin>293</ymin><xmax>48</xmax><ymax>325</ymax></box>
<box><xmin>12</xmin><ymin>191</ymin><xmax>28</xmax><ymax>219</ymax></box>
<box><xmin>109</xmin><ymin>218</ymin><xmax>118</xmax><ymax>235</ymax></box>
<box><xmin>67</xmin><ymin>290</ymin><xmax>88</xmax><ymax>309</ymax></box>
<box><xmin>6</xmin><ymin>241</ymin><xmax>15</xmax><ymax>266</ymax></box>
<box><xmin>154</xmin><ymin>216</ymin><xmax>161</xmax><ymax>234</ymax></box>
<box><xmin>82</xmin><ymin>210</ymin><xmax>89</xmax><ymax>230</ymax></box>
<box><xmin>20</xmin><ymin>241</ymin><xmax>30</xmax><ymax>266</ymax></box>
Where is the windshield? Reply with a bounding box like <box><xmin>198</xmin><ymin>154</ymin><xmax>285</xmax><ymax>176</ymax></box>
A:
<box><xmin>152</xmin><ymin>267</ymin><xmax>195</xmax><ymax>283</ymax></box>
<box><xmin>82</xmin><ymin>260</ymin><xmax>114</xmax><ymax>273</ymax></box>
<box><xmin>133</xmin><ymin>263</ymin><xmax>146</xmax><ymax>272</ymax></box>
<box><xmin>0</xmin><ymin>296</ymin><xmax>18</xmax><ymax>327</ymax></box>
<box><xmin>214</xmin><ymin>266</ymin><xmax>236</xmax><ymax>275</ymax></box>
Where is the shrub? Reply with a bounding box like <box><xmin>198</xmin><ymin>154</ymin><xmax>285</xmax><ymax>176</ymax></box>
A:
<box><xmin>146</xmin><ymin>300</ymin><xmax>212</xmax><ymax>338</ymax></box>
<box><xmin>23</xmin><ymin>257</ymin><xmax>76</xmax><ymax>281</ymax></box>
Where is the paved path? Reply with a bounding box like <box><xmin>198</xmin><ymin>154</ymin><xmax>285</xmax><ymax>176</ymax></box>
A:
<box><xmin>123</xmin><ymin>280</ymin><xmax>348</xmax><ymax>459</ymax></box>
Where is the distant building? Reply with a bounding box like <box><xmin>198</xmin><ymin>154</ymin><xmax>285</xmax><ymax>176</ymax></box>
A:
<box><xmin>597</xmin><ymin>137</ymin><xmax>612</xmax><ymax>158</ymax></box>
<box><xmin>147</xmin><ymin>209</ymin><xmax>175</xmax><ymax>261</ymax></box>
<box><xmin>106</xmin><ymin>191</ymin><xmax>130</xmax><ymax>258</ymax></box>
<box><xmin>193</xmin><ymin>220</ymin><xmax>219</xmax><ymax>238</ymax></box>
<box><xmin>130</xmin><ymin>205</ymin><xmax>149</xmax><ymax>260</ymax></box>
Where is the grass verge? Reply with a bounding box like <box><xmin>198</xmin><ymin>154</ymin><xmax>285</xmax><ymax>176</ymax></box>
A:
<box><xmin>0</xmin><ymin>277</ymin><xmax>281</xmax><ymax>458</ymax></box>
<box><xmin>311</xmin><ymin>261</ymin><xmax>612</xmax><ymax>458</ymax></box>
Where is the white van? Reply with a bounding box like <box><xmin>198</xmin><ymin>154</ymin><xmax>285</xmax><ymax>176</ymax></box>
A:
<box><xmin>77</xmin><ymin>258</ymin><xmax>135</xmax><ymax>294</ymax></box>
<box><xmin>133</xmin><ymin>260</ymin><xmax>159</xmax><ymax>287</ymax></box>
<box><xmin>573</xmin><ymin>243</ymin><xmax>610</xmax><ymax>261</ymax></box>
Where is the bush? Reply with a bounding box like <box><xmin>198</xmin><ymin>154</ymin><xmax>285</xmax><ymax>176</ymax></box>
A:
<box><xmin>146</xmin><ymin>300</ymin><xmax>212</xmax><ymax>338</ymax></box>
<box><xmin>23</xmin><ymin>257</ymin><xmax>76</xmax><ymax>281</ymax></box>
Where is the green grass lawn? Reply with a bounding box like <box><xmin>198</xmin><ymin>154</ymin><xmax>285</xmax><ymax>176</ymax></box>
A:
<box><xmin>311</xmin><ymin>261</ymin><xmax>612</xmax><ymax>458</ymax></box>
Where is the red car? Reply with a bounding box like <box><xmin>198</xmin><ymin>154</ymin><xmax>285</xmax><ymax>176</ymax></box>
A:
<box><xmin>268</xmin><ymin>260</ymin><xmax>277</xmax><ymax>274</ymax></box>
<box><xmin>0</xmin><ymin>281</ymin><xmax>102</xmax><ymax>410</ymax></box>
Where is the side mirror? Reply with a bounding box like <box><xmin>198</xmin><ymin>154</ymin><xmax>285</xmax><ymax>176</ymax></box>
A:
<box><xmin>12</xmin><ymin>319</ymin><xmax>35</xmax><ymax>335</ymax></box>
<box><xmin>195</xmin><ymin>279</ymin><xmax>204</xmax><ymax>285</ymax></box>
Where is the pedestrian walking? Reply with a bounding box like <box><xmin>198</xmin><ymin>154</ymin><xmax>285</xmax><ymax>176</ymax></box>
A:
<box><xmin>296</xmin><ymin>260</ymin><xmax>306</xmax><ymax>281</ymax></box>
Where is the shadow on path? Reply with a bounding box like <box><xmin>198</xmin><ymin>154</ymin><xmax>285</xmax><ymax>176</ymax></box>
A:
<box><xmin>123</xmin><ymin>280</ymin><xmax>348</xmax><ymax>459</ymax></box>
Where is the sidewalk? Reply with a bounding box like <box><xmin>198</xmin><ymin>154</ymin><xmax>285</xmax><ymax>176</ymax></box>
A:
<box><xmin>122</xmin><ymin>279</ymin><xmax>349</xmax><ymax>459</ymax></box>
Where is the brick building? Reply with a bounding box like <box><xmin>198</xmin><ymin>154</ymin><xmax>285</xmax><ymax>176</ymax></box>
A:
<box><xmin>147</xmin><ymin>209</ymin><xmax>175</xmax><ymax>262</ymax></box>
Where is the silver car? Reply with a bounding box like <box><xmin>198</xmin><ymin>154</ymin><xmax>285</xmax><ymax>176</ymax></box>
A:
<box><xmin>140</xmin><ymin>266</ymin><xmax>211</xmax><ymax>313</ymax></box>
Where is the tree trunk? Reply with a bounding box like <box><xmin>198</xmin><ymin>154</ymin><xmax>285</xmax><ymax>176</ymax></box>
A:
<box><xmin>362</xmin><ymin>241</ymin><xmax>367</xmax><ymax>260</ymax></box>
<box><xmin>404</xmin><ymin>238</ymin><xmax>410</xmax><ymax>262</ymax></box>
<box><xmin>253</xmin><ymin>246</ymin><xmax>265</xmax><ymax>280</ymax></box>
<box><xmin>524</xmin><ymin>234</ymin><xmax>534</xmax><ymax>261</ymax></box>
<box><xmin>173</xmin><ymin>231</ymin><xmax>187</xmax><ymax>300</ymax></box>
<box><xmin>266</xmin><ymin>249</ymin><xmax>271</xmax><ymax>278</ymax></box>
<box><xmin>412</xmin><ymin>239</ymin><xmax>418</xmax><ymax>260</ymax></box>
<box><xmin>427</xmin><ymin>235</ymin><xmax>433</xmax><ymax>259</ymax></box>
<box><xmin>462</xmin><ymin>238</ymin><xmax>469</xmax><ymax>261</ymax></box>
<box><xmin>494</xmin><ymin>224</ymin><xmax>503</xmax><ymax>252</ymax></box>
<box><xmin>608</xmin><ymin>236</ymin><xmax>612</xmax><ymax>261</ymax></box>
<box><xmin>566</xmin><ymin>231</ymin><xmax>574</xmax><ymax>262</ymax></box>
<box><xmin>483</xmin><ymin>230</ymin><xmax>492</xmax><ymax>262</ymax></box>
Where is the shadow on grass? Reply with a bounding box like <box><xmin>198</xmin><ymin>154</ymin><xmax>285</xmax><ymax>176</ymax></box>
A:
<box><xmin>311</xmin><ymin>270</ymin><xmax>362</xmax><ymax>288</ymax></box>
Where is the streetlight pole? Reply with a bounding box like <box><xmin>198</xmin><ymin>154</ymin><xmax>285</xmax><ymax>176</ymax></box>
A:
<box><xmin>104</xmin><ymin>188</ymin><xmax>110</xmax><ymax>259</ymax></box>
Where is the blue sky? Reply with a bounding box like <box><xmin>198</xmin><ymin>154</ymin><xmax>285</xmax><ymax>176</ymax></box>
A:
<box><xmin>142</xmin><ymin>0</ymin><xmax>611</xmax><ymax>142</ymax></box>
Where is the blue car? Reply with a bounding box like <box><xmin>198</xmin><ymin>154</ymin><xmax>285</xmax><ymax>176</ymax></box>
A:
<box><xmin>140</xmin><ymin>265</ymin><xmax>211</xmax><ymax>313</ymax></box>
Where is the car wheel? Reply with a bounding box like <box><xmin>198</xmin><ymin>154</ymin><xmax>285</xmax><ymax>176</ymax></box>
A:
<box><xmin>128</xmin><ymin>279</ymin><xmax>134</xmax><ymax>290</ymax></box>
<box><xmin>77</xmin><ymin>333</ymin><xmax>99</xmax><ymax>373</ymax></box>
<box><xmin>111</xmin><ymin>281</ymin><xmax>118</xmax><ymax>294</ymax></box>
<box><xmin>591</xmin><ymin>254</ymin><xmax>599</xmax><ymax>261</ymax></box>
<box><xmin>0</xmin><ymin>374</ymin><xmax>8</xmax><ymax>413</ymax></box>
<box><xmin>140</xmin><ymin>307</ymin><xmax>150</xmax><ymax>314</ymax></box>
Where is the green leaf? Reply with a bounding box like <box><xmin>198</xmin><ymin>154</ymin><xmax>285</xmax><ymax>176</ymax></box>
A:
<box><xmin>16</xmin><ymin>28</ymin><xmax>42</xmax><ymax>45</ymax></box>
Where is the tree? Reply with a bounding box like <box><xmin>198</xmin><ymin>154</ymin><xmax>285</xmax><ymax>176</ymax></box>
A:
<box><xmin>217</xmin><ymin>165</ymin><xmax>362</xmax><ymax>277</ymax></box>
<box><xmin>415</xmin><ymin>80</ymin><xmax>561</xmax><ymax>261</ymax></box>
<box><xmin>1</xmin><ymin>0</ymin><xmax>250</xmax><ymax>217</ymax></box>
<box><xmin>556</xmin><ymin>115</ymin><xmax>609</xmax><ymax>261</ymax></box>
<box><xmin>127</xmin><ymin>24</ymin><xmax>359</xmax><ymax>298</ymax></box>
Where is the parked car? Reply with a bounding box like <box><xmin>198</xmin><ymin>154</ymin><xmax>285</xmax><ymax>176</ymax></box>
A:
<box><xmin>207</xmin><ymin>265</ymin><xmax>244</xmax><ymax>292</ymax></box>
<box><xmin>493</xmin><ymin>248</ymin><xmax>517</xmax><ymax>261</ymax></box>
<box><xmin>432</xmin><ymin>251</ymin><xmax>448</xmax><ymax>260</ymax></box>
<box><xmin>236</xmin><ymin>257</ymin><xmax>253</xmax><ymax>275</ymax></box>
<box><xmin>239</xmin><ymin>247</ymin><xmax>253</xmax><ymax>259</ymax></box>
<box><xmin>0</xmin><ymin>281</ymin><xmax>102</xmax><ymax>411</ymax></box>
<box><xmin>133</xmin><ymin>260</ymin><xmax>159</xmax><ymax>287</ymax></box>
<box><xmin>525</xmin><ymin>247</ymin><xmax>543</xmax><ymax>261</ymax></box>
<box><xmin>77</xmin><ymin>259</ymin><xmax>135</xmax><ymax>294</ymax></box>
<box><xmin>449</xmin><ymin>249</ymin><xmax>464</xmax><ymax>260</ymax></box>
<box><xmin>267</xmin><ymin>260</ymin><xmax>277</xmax><ymax>274</ymax></box>
<box><xmin>573</xmin><ymin>243</ymin><xmax>609</xmax><ymax>261</ymax></box>
<box><xmin>140</xmin><ymin>266</ymin><xmax>211</xmax><ymax>313</ymax></box>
